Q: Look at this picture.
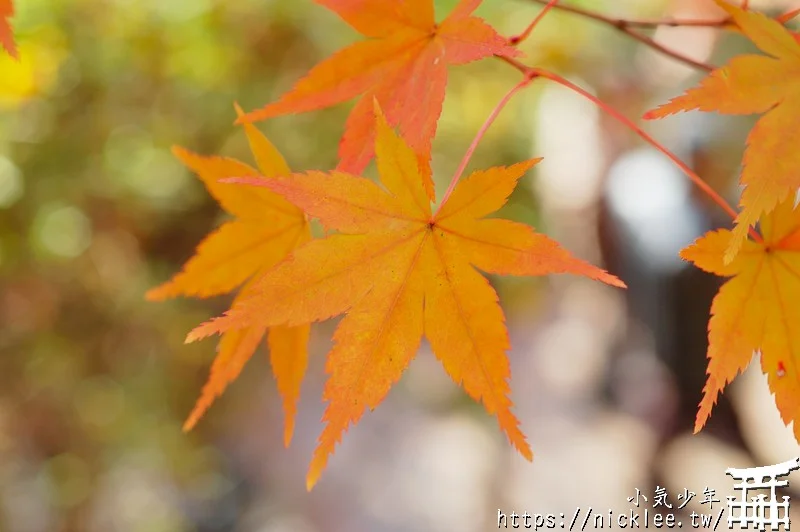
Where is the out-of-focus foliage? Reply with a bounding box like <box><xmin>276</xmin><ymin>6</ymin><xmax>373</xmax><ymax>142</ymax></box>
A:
<box><xmin>4</xmin><ymin>0</ymin><xmax>799</xmax><ymax>531</ymax></box>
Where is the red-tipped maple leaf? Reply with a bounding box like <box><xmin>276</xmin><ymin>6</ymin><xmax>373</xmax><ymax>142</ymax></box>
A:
<box><xmin>237</xmin><ymin>0</ymin><xmax>519</xmax><ymax>178</ymax></box>
<box><xmin>147</xmin><ymin>105</ymin><xmax>311</xmax><ymax>446</ymax></box>
<box><xmin>683</xmin><ymin>196</ymin><xmax>800</xmax><ymax>440</ymax></box>
<box><xmin>189</xmin><ymin>103</ymin><xmax>625</xmax><ymax>489</ymax></box>
<box><xmin>644</xmin><ymin>0</ymin><xmax>800</xmax><ymax>264</ymax></box>
<box><xmin>0</xmin><ymin>0</ymin><xmax>17</xmax><ymax>58</ymax></box>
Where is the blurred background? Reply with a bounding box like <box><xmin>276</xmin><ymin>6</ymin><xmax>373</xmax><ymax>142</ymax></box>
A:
<box><xmin>2</xmin><ymin>0</ymin><xmax>800</xmax><ymax>530</ymax></box>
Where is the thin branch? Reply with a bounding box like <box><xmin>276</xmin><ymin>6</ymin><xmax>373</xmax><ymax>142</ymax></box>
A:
<box><xmin>497</xmin><ymin>56</ymin><xmax>763</xmax><ymax>243</ymax></box>
<box><xmin>529</xmin><ymin>0</ymin><xmax>729</xmax><ymax>28</ymax></box>
<box><xmin>526</xmin><ymin>0</ymin><xmax>716</xmax><ymax>72</ymax></box>
<box><xmin>616</xmin><ymin>27</ymin><xmax>714</xmax><ymax>72</ymax></box>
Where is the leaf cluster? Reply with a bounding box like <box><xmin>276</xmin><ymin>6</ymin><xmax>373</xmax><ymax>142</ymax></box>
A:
<box><xmin>127</xmin><ymin>0</ymin><xmax>800</xmax><ymax>488</ymax></box>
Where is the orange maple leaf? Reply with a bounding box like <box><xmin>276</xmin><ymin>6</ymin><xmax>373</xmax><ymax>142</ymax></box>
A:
<box><xmin>682</xmin><ymin>195</ymin><xmax>800</xmax><ymax>440</ymax></box>
<box><xmin>644</xmin><ymin>0</ymin><xmax>800</xmax><ymax>264</ymax></box>
<box><xmin>188</xmin><ymin>104</ymin><xmax>625</xmax><ymax>490</ymax></box>
<box><xmin>0</xmin><ymin>0</ymin><xmax>16</xmax><ymax>58</ymax></box>
<box><xmin>237</xmin><ymin>0</ymin><xmax>519</xmax><ymax>177</ymax></box>
<box><xmin>147</xmin><ymin>105</ymin><xmax>311</xmax><ymax>446</ymax></box>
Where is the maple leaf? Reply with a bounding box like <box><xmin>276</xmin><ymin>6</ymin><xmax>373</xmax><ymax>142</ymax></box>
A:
<box><xmin>0</xmin><ymin>0</ymin><xmax>16</xmax><ymax>59</ymax></box>
<box><xmin>683</xmin><ymin>195</ymin><xmax>800</xmax><ymax>440</ymax></box>
<box><xmin>644</xmin><ymin>0</ymin><xmax>800</xmax><ymax>264</ymax></box>
<box><xmin>188</xmin><ymin>103</ymin><xmax>625</xmax><ymax>489</ymax></box>
<box><xmin>236</xmin><ymin>0</ymin><xmax>519</xmax><ymax>178</ymax></box>
<box><xmin>147</xmin><ymin>105</ymin><xmax>311</xmax><ymax>445</ymax></box>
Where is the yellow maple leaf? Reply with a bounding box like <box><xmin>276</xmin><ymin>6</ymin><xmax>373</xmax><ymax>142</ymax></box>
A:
<box><xmin>147</xmin><ymin>105</ymin><xmax>311</xmax><ymax>445</ymax></box>
<box><xmin>682</xmin><ymin>195</ymin><xmax>800</xmax><ymax>439</ymax></box>
<box><xmin>644</xmin><ymin>0</ymin><xmax>800</xmax><ymax>264</ymax></box>
<box><xmin>187</xmin><ymin>103</ymin><xmax>625</xmax><ymax>490</ymax></box>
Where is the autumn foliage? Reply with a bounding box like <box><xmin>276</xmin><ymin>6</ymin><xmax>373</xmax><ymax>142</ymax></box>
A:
<box><xmin>236</xmin><ymin>0</ymin><xmax>519</xmax><ymax>175</ymax></box>
<box><xmin>643</xmin><ymin>0</ymin><xmax>800</xmax><ymax>438</ymax></box>
<box><xmin>153</xmin><ymin>0</ymin><xmax>800</xmax><ymax>489</ymax></box>
<box><xmin>645</xmin><ymin>1</ymin><xmax>800</xmax><ymax>263</ymax></box>
<box><xmin>681</xmin><ymin>196</ymin><xmax>800</xmax><ymax>440</ymax></box>
<box><xmin>188</xmin><ymin>103</ymin><xmax>624</xmax><ymax>488</ymax></box>
<box><xmin>146</xmin><ymin>104</ymin><xmax>311</xmax><ymax>447</ymax></box>
<box><xmin>5</xmin><ymin>0</ymin><xmax>798</xmax><ymax>490</ymax></box>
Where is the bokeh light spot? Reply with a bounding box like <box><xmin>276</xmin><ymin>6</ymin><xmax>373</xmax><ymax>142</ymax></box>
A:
<box><xmin>32</xmin><ymin>204</ymin><xmax>93</xmax><ymax>258</ymax></box>
<box><xmin>0</xmin><ymin>156</ymin><xmax>24</xmax><ymax>208</ymax></box>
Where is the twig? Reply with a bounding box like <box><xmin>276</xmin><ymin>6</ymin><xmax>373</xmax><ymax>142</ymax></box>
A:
<box><xmin>497</xmin><ymin>55</ymin><xmax>764</xmax><ymax>244</ymax></box>
<box><xmin>526</xmin><ymin>0</ymin><xmax>716</xmax><ymax>72</ymax></box>
<box><xmin>529</xmin><ymin>0</ymin><xmax>729</xmax><ymax>28</ymax></box>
